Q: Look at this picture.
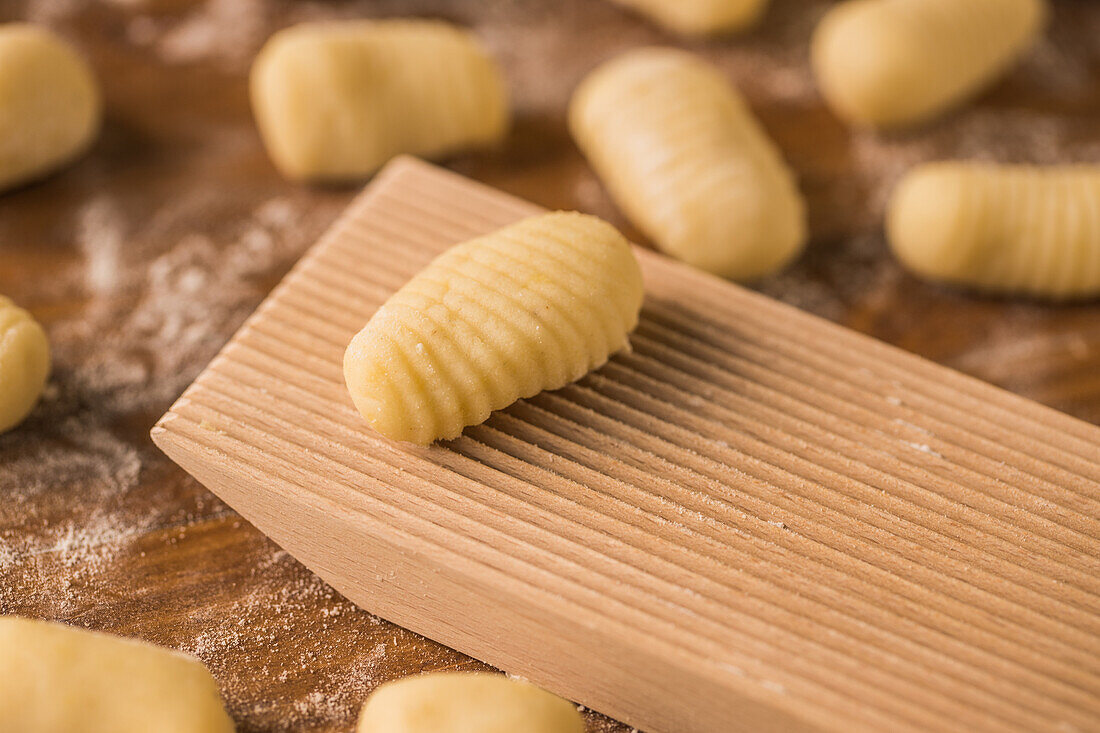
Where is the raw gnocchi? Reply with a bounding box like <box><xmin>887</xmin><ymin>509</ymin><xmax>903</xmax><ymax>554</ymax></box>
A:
<box><xmin>608</xmin><ymin>0</ymin><xmax>770</xmax><ymax>35</ymax></box>
<box><xmin>0</xmin><ymin>295</ymin><xmax>50</xmax><ymax>433</ymax></box>
<box><xmin>250</xmin><ymin>20</ymin><xmax>509</xmax><ymax>181</ymax></box>
<box><xmin>887</xmin><ymin>163</ymin><xmax>1100</xmax><ymax>299</ymax></box>
<box><xmin>811</xmin><ymin>0</ymin><xmax>1048</xmax><ymax>128</ymax></box>
<box><xmin>356</xmin><ymin>673</ymin><xmax>585</xmax><ymax>733</ymax></box>
<box><xmin>0</xmin><ymin>24</ymin><xmax>101</xmax><ymax>192</ymax></box>
<box><xmin>0</xmin><ymin>616</ymin><xmax>234</xmax><ymax>733</ymax></box>
<box><xmin>343</xmin><ymin>212</ymin><xmax>644</xmax><ymax>445</ymax></box>
<box><xmin>569</xmin><ymin>48</ymin><xmax>806</xmax><ymax>280</ymax></box>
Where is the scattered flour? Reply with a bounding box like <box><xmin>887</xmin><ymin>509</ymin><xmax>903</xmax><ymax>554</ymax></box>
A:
<box><xmin>177</xmin><ymin>546</ymin><xmax>422</xmax><ymax>730</ymax></box>
<box><xmin>21</xmin><ymin>0</ymin><xmax>79</xmax><ymax>23</ymax></box>
<box><xmin>155</xmin><ymin>0</ymin><xmax>270</xmax><ymax>68</ymax></box>
<box><xmin>78</xmin><ymin>196</ymin><xmax>127</xmax><ymax>296</ymax></box>
<box><xmin>902</xmin><ymin>441</ymin><xmax>942</xmax><ymax>458</ymax></box>
<box><xmin>3</xmin><ymin>183</ymin><xmax>337</xmax><ymax>617</ymax></box>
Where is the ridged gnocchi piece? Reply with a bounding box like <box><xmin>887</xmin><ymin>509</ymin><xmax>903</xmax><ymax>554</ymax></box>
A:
<box><xmin>0</xmin><ymin>295</ymin><xmax>50</xmax><ymax>433</ymax></box>
<box><xmin>0</xmin><ymin>616</ymin><xmax>234</xmax><ymax>733</ymax></box>
<box><xmin>344</xmin><ymin>212</ymin><xmax>644</xmax><ymax>445</ymax></box>
<box><xmin>608</xmin><ymin>0</ymin><xmax>770</xmax><ymax>35</ymax></box>
<box><xmin>569</xmin><ymin>48</ymin><xmax>806</xmax><ymax>281</ymax></box>
<box><xmin>356</xmin><ymin>673</ymin><xmax>584</xmax><ymax>733</ymax></box>
<box><xmin>811</xmin><ymin>0</ymin><xmax>1048</xmax><ymax>128</ymax></box>
<box><xmin>887</xmin><ymin>163</ymin><xmax>1100</xmax><ymax>299</ymax></box>
<box><xmin>250</xmin><ymin>20</ymin><xmax>509</xmax><ymax>181</ymax></box>
<box><xmin>0</xmin><ymin>24</ymin><xmax>101</xmax><ymax>192</ymax></box>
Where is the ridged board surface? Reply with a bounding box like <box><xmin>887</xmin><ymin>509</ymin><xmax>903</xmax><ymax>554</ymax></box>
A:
<box><xmin>152</xmin><ymin>157</ymin><xmax>1100</xmax><ymax>733</ymax></box>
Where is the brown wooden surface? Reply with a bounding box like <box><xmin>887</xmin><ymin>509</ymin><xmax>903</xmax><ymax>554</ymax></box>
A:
<box><xmin>154</xmin><ymin>157</ymin><xmax>1100</xmax><ymax>733</ymax></box>
<box><xmin>2</xmin><ymin>1</ymin><xmax>1099</xmax><ymax>731</ymax></box>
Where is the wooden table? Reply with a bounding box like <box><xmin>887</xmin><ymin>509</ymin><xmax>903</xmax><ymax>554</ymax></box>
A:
<box><xmin>3</xmin><ymin>1</ymin><xmax>1098</xmax><ymax>731</ymax></box>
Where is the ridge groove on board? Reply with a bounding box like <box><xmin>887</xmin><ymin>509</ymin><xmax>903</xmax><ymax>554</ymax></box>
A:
<box><xmin>153</xmin><ymin>156</ymin><xmax>1100</xmax><ymax>733</ymax></box>
<box><xmin>159</xmin><ymin>415</ymin><xmax>909</xmax><ymax>730</ymax></box>
<box><xmin>245</xmin><ymin>302</ymin><xmax>1100</xmax><ymax>636</ymax></box>
<box><xmin>157</xmin><ymin>411</ymin><xmax>1040</xmax><ymax>733</ymax></box>
<box><xmin>214</xmin><ymin>327</ymin><xmax>1100</xmax><ymax>677</ymax></box>
<box><xmin>236</xmin><ymin>308</ymin><xmax>1099</xmax><ymax>633</ymax></box>
<box><xmin>236</xmin><ymin>310</ymin><xmax>1100</xmax><ymax>651</ymax></box>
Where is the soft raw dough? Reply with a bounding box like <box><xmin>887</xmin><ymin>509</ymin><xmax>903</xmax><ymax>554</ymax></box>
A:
<box><xmin>570</xmin><ymin>47</ymin><xmax>806</xmax><ymax>280</ymax></box>
<box><xmin>811</xmin><ymin>0</ymin><xmax>1047</xmax><ymax>128</ymax></box>
<box><xmin>0</xmin><ymin>616</ymin><xmax>235</xmax><ymax>733</ymax></box>
<box><xmin>609</xmin><ymin>0</ymin><xmax>770</xmax><ymax>35</ymax></box>
<box><xmin>887</xmin><ymin>162</ymin><xmax>1100</xmax><ymax>299</ymax></box>
<box><xmin>0</xmin><ymin>295</ymin><xmax>50</xmax><ymax>433</ymax></box>
<box><xmin>250</xmin><ymin>19</ymin><xmax>509</xmax><ymax>181</ymax></box>
<box><xmin>0</xmin><ymin>24</ymin><xmax>101</xmax><ymax>192</ymax></box>
<box><xmin>356</xmin><ymin>673</ymin><xmax>585</xmax><ymax>733</ymax></box>
<box><xmin>344</xmin><ymin>212</ymin><xmax>644</xmax><ymax>444</ymax></box>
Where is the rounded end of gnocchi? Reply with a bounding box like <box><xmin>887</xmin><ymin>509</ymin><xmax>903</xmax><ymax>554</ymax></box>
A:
<box><xmin>343</xmin><ymin>325</ymin><xmax>434</xmax><ymax>445</ymax></box>
<box><xmin>812</xmin><ymin>0</ymin><xmax>1050</xmax><ymax>129</ymax></box>
<box><xmin>0</xmin><ymin>295</ymin><xmax>51</xmax><ymax>434</ymax></box>
<box><xmin>356</xmin><ymin>672</ymin><xmax>585</xmax><ymax>733</ymax></box>
<box><xmin>0</xmin><ymin>23</ymin><xmax>101</xmax><ymax>192</ymax></box>
<box><xmin>666</xmin><ymin>187</ymin><xmax>806</xmax><ymax>282</ymax></box>
<box><xmin>888</xmin><ymin>162</ymin><xmax>1100</xmax><ymax>299</ymax></box>
<box><xmin>886</xmin><ymin>164</ymin><xmax>975</xmax><ymax>285</ymax></box>
<box><xmin>615</xmin><ymin>0</ymin><xmax>771</xmax><ymax>36</ymax></box>
<box><xmin>810</xmin><ymin>2</ymin><xmax>919</xmax><ymax>128</ymax></box>
<box><xmin>709</xmin><ymin>183</ymin><xmax>807</xmax><ymax>282</ymax></box>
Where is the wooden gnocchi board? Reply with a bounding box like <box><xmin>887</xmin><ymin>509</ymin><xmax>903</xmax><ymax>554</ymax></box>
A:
<box><xmin>152</xmin><ymin>157</ymin><xmax>1100</xmax><ymax>733</ymax></box>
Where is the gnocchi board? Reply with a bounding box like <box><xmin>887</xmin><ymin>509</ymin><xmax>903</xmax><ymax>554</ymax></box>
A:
<box><xmin>152</xmin><ymin>156</ymin><xmax>1100</xmax><ymax>733</ymax></box>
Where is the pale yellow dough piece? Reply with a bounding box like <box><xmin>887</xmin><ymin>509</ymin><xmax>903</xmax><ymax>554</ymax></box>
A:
<box><xmin>569</xmin><ymin>47</ymin><xmax>806</xmax><ymax>280</ymax></box>
<box><xmin>887</xmin><ymin>163</ymin><xmax>1100</xmax><ymax>299</ymax></box>
<box><xmin>0</xmin><ymin>24</ymin><xmax>101</xmax><ymax>192</ymax></box>
<box><xmin>250</xmin><ymin>20</ymin><xmax>509</xmax><ymax>181</ymax></box>
<box><xmin>0</xmin><ymin>616</ymin><xmax>234</xmax><ymax>733</ymax></box>
<box><xmin>356</xmin><ymin>673</ymin><xmax>585</xmax><ymax>733</ymax></box>
<box><xmin>344</xmin><ymin>211</ymin><xmax>644</xmax><ymax>445</ymax></box>
<box><xmin>0</xmin><ymin>295</ymin><xmax>50</xmax><ymax>433</ymax></box>
<box><xmin>608</xmin><ymin>0</ymin><xmax>769</xmax><ymax>35</ymax></box>
<box><xmin>811</xmin><ymin>0</ymin><xmax>1048</xmax><ymax>128</ymax></box>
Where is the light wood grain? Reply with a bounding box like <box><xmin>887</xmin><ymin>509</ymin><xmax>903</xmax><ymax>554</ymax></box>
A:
<box><xmin>152</xmin><ymin>157</ymin><xmax>1100</xmax><ymax>733</ymax></box>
